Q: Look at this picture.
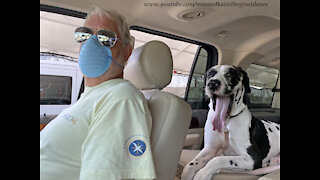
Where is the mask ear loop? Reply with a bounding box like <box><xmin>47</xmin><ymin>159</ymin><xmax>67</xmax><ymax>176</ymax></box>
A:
<box><xmin>108</xmin><ymin>41</ymin><xmax>126</xmax><ymax>69</ymax></box>
<box><xmin>111</xmin><ymin>58</ymin><xmax>125</xmax><ymax>68</ymax></box>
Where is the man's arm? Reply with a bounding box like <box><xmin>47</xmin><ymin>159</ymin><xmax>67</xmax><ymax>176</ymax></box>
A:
<box><xmin>80</xmin><ymin>98</ymin><xmax>156</xmax><ymax>180</ymax></box>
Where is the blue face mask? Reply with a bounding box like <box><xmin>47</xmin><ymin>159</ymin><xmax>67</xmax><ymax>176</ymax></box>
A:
<box><xmin>78</xmin><ymin>35</ymin><xmax>113</xmax><ymax>78</ymax></box>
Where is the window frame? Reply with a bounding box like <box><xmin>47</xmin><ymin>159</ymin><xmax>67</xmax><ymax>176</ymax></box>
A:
<box><xmin>185</xmin><ymin>45</ymin><xmax>218</xmax><ymax>108</ymax></box>
<box><xmin>40</xmin><ymin>4</ymin><xmax>87</xmax><ymax>18</ymax></box>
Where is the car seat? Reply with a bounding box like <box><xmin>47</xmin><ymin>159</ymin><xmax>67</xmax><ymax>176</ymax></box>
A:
<box><xmin>124</xmin><ymin>40</ymin><xmax>192</xmax><ymax>180</ymax></box>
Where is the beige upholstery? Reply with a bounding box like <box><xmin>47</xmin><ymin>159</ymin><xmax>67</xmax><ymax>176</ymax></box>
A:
<box><xmin>124</xmin><ymin>40</ymin><xmax>173</xmax><ymax>90</ymax></box>
<box><xmin>184</xmin><ymin>128</ymin><xmax>204</xmax><ymax>150</ymax></box>
<box><xmin>258</xmin><ymin>170</ymin><xmax>280</xmax><ymax>180</ymax></box>
<box><xmin>124</xmin><ymin>40</ymin><xmax>192</xmax><ymax>180</ymax></box>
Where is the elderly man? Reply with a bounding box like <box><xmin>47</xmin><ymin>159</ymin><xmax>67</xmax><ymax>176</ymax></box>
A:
<box><xmin>40</xmin><ymin>6</ymin><xmax>156</xmax><ymax>180</ymax></box>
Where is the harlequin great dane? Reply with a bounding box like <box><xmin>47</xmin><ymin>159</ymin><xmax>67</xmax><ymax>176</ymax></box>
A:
<box><xmin>181</xmin><ymin>65</ymin><xmax>280</xmax><ymax>180</ymax></box>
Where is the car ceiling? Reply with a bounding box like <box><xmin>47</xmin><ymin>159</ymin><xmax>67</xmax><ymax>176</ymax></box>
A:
<box><xmin>40</xmin><ymin>0</ymin><xmax>280</xmax><ymax>70</ymax></box>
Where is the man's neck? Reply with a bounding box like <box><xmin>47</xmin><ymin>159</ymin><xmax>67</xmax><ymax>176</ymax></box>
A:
<box><xmin>84</xmin><ymin>73</ymin><xmax>123</xmax><ymax>87</ymax></box>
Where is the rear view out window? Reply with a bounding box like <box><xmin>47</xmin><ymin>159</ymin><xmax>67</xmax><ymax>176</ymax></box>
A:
<box><xmin>246</xmin><ymin>64</ymin><xmax>279</xmax><ymax>107</ymax></box>
<box><xmin>40</xmin><ymin>75</ymin><xmax>72</xmax><ymax>105</ymax></box>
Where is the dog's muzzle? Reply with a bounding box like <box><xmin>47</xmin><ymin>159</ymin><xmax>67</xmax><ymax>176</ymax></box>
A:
<box><xmin>207</xmin><ymin>79</ymin><xmax>233</xmax><ymax>132</ymax></box>
<box><xmin>208</xmin><ymin>79</ymin><xmax>221</xmax><ymax>92</ymax></box>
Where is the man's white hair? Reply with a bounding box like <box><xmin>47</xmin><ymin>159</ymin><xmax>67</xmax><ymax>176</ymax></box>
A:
<box><xmin>85</xmin><ymin>5</ymin><xmax>134</xmax><ymax>47</ymax></box>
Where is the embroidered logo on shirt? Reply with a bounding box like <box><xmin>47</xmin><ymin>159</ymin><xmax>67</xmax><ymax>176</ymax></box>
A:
<box><xmin>128</xmin><ymin>140</ymin><xmax>147</xmax><ymax>157</ymax></box>
<box><xmin>63</xmin><ymin>114</ymin><xmax>77</xmax><ymax>125</ymax></box>
<box><xmin>124</xmin><ymin>134</ymin><xmax>149</xmax><ymax>158</ymax></box>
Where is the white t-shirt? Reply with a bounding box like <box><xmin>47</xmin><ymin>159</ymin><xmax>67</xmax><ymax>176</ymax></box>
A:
<box><xmin>40</xmin><ymin>79</ymin><xmax>156</xmax><ymax>180</ymax></box>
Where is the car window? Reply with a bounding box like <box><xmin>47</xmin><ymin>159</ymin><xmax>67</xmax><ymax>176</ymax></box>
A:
<box><xmin>40</xmin><ymin>10</ymin><xmax>83</xmax><ymax>58</ymax></box>
<box><xmin>186</xmin><ymin>48</ymin><xmax>208</xmax><ymax>102</ymax></box>
<box><xmin>40</xmin><ymin>75</ymin><xmax>72</xmax><ymax>105</ymax></box>
<box><xmin>41</xmin><ymin>10</ymin><xmax>216</xmax><ymax>107</ymax></box>
<box><xmin>130</xmin><ymin>29</ymin><xmax>200</xmax><ymax>98</ymax></box>
<box><xmin>246</xmin><ymin>64</ymin><xmax>279</xmax><ymax>108</ymax></box>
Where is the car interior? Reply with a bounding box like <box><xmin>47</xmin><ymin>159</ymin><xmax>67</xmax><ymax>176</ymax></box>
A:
<box><xmin>40</xmin><ymin>0</ymin><xmax>280</xmax><ymax>179</ymax></box>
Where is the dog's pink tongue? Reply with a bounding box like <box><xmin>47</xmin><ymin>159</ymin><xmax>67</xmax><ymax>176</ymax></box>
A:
<box><xmin>212</xmin><ymin>96</ymin><xmax>230</xmax><ymax>132</ymax></box>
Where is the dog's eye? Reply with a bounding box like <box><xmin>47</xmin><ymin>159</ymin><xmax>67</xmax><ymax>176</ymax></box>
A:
<box><xmin>226</xmin><ymin>73</ymin><xmax>231</xmax><ymax>77</ymax></box>
<box><xmin>207</xmin><ymin>70</ymin><xmax>217</xmax><ymax>78</ymax></box>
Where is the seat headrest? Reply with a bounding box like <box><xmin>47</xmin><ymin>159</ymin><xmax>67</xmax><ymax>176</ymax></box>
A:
<box><xmin>124</xmin><ymin>40</ymin><xmax>173</xmax><ymax>90</ymax></box>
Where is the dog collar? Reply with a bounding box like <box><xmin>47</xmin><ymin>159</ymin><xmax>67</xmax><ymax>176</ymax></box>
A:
<box><xmin>230</xmin><ymin>108</ymin><xmax>245</xmax><ymax>119</ymax></box>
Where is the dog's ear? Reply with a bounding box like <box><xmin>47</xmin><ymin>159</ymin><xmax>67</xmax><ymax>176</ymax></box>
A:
<box><xmin>235</xmin><ymin>66</ymin><xmax>251</xmax><ymax>94</ymax></box>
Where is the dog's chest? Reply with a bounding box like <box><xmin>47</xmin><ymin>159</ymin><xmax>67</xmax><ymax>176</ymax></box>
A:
<box><xmin>223</xmin><ymin>110</ymin><xmax>252</xmax><ymax>156</ymax></box>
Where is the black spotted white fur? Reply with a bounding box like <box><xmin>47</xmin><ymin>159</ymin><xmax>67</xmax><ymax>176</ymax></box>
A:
<box><xmin>181</xmin><ymin>65</ymin><xmax>280</xmax><ymax>180</ymax></box>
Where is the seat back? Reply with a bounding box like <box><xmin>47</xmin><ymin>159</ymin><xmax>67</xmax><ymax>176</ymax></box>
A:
<box><xmin>124</xmin><ymin>41</ymin><xmax>192</xmax><ymax>180</ymax></box>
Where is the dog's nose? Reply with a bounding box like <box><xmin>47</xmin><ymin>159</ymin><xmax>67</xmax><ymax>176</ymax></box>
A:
<box><xmin>208</xmin><ymin>80</ymin><xmax>221</xmax><ymax>91</ymax></box>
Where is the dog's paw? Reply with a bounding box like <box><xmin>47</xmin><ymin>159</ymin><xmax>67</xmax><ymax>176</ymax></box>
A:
<box><xmin>181</xmin><ymin>165</ymin><xmax>196</xmax><ymax>180</ymax></box>
<box><xmin>193</xmin><ymin>168</ymin><xmax>220</xmax><ymax>180</ymax></box>
<box><xmin>193</xmin><ymin>168</ymin><xmax>211</xmax><ymax>180</ymax></box>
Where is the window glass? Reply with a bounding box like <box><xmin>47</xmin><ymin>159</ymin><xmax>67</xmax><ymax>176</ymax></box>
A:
<box><xmin>130</xmin><ymin>30</ymin><xmax>199</xmax><ymax>97</ymax></box>
<box><xmin>40</xmin><ymin>75</ymin><xmax>72</xmax><ymax>105</ymax></box>
<box><xmin>40</xmin><ymin>11</ymin><xmax>83</xmax><ymax>58</ymax></box>
<box><xmin>187</xmin><ymin>48</ymin><xmax>208</xmax><ymax>102</ymax></box>
<box><xmin>246</xmin><ymin>64</ymin><xmax>279</xmax><ymax>107</ymax></box>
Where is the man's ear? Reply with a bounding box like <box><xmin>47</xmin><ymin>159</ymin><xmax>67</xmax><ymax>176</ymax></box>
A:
<box><xmin>235</xmin><ymin>66</ymin><xmax>251</xmax><ymax>94</ymax></box>
<box><xmin>123</xmin><ymin>45</ymin><xmax>133</xmax><ymax>63</ymax></box>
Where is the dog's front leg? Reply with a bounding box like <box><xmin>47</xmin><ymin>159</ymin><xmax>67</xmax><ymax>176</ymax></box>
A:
<box><xmin>181</xmin><ymin>147</ymin><xmax>218</xmax><ymax>180</ymax></box>
<box><xmin>193</xmin><ymin>156</ymin><xmax>255</xmax><ymax>180</ymax></box>
<box><xmin>182</xmin><ymin>129</ymin><xmax>228</xmax><ymax>180</ymax></box>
